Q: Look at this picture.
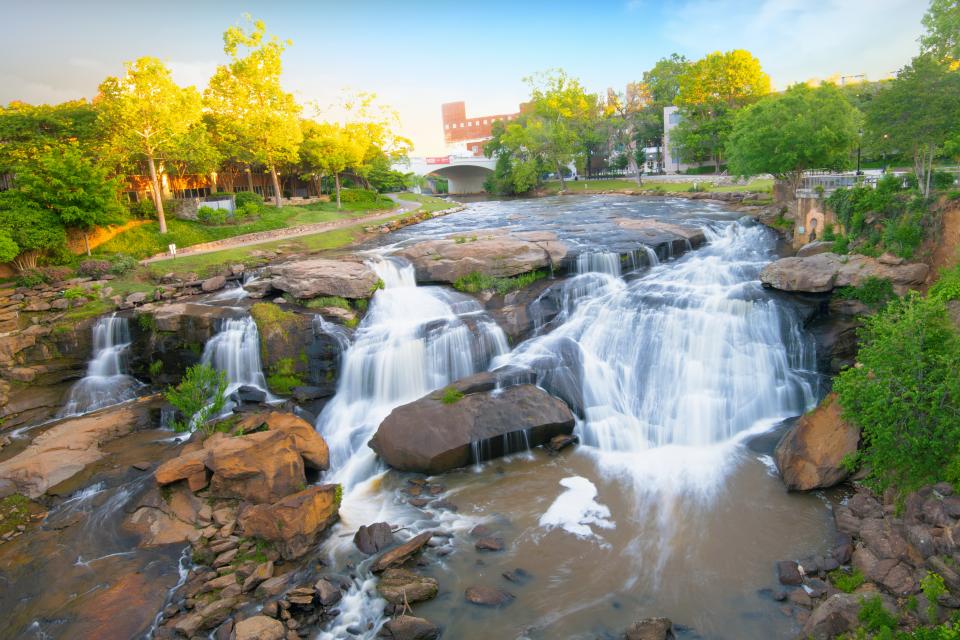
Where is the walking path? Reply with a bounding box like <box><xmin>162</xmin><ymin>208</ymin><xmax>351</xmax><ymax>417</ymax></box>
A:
<box><xmin>141</xmin><ymin>195</ymin><xmax>422</xmax><ymax>264</ymax></box>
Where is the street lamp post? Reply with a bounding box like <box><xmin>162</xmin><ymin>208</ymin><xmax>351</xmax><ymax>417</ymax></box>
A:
<box><xmin>856</xmin><ymin>128</ymin><xmax>863</xmax><ymax>176</ymax></box>
<box><xmin>881</xmin><ymin>133</ymin><xmax>889</xmax><ymax>173</ymax></box>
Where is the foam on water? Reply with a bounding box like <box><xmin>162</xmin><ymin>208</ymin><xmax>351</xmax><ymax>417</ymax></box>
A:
<box><xmin>538</xmin><ymin>476</ymin><xmax>615</xmax><ymax>542</ymax></box>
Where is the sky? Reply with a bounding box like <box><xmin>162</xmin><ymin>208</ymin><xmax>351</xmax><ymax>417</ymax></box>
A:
<box><xmin>1</xmin><ymin>0</ymin><xmax>929</xmax><ymax>156</ymax></box>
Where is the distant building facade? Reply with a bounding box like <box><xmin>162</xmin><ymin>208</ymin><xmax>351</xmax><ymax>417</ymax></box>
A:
<box><xmin>442</xmin><ymin>101</ymin><xmax>522</xmax><ymax>157</ymax></box>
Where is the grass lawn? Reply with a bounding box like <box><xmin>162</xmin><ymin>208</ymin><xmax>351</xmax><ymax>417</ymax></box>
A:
<box><xmin>543</xmin><ymin>177</ymin><xmax>774</xmax><ymax>194</ymax></box>
<box><xmin>94</xmin><ymin>196</ymin><xmax>395</xmax><ymax>260</ymax></box>
<box><xmin>141</xmin><ymin>210</ymin><xmax>414</xmax><ymax>279</ymax></box>
<box><xmin>396</xmin><ymin>192</ymin><xmax>457</xmax><ymax>214</ymax></box>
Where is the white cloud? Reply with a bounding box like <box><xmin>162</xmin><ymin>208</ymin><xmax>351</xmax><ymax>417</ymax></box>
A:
<box><xmin>663</xmin><ymin>0</ymin><xmax>925</xmax><ymax>86</ymax></box>
<box><xmin>167</xmin><ymin>60</ymin><xmax>218</xmax><ymax>90</ymax></box>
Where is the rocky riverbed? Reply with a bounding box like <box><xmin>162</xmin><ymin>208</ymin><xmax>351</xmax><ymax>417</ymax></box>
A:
<box><xmin>0</xmin><ymin>193</ymin><xmax>922</xmax><ymax>640</ymax></box>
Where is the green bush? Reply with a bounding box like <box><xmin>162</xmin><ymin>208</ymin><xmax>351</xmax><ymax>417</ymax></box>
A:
<box><xmin>196</xmin><ymin>206</ymin><xmax>228</xmax><ymax>226</ymax></box>
<box><xmin>829</xmin><ymin>568</ymin><xmax>866</xmax><ymax>593</ymax></box>
<box><xmin>922</xmin><ymin>572</ymin><xmax>947</xmax><ymax>622</ymax></box>
<box><xmin>62</xmin><ymin>286</ymin><xmax>86</xmax><ymax>300</ymax></box>
<box><xmin>834</xmin><ymin>277</ymin><xmax>896</xmax><ymax>307</ymax></box>
<box><xmin>15</xmin><ymin>269</ymin><xmax>46</xmax><ymax>288</ymax></box>
<box><xmin>933</xmin><ymin>171</ymin><xmax>958</xmax><ymax>191</ymax></box>
<box><xmin>236</xmin><ymin>202</ymin><xmax>261</xmax><ymax>219</ymax></box>
<box><xmin>234</xmin><ymin>191</ymin><xmax>264</xmax><ymax>211</ymax></box>
<box><xmin>858</xmin><ymin>595</ymin><xmax>898</xmax><ymax>633</ymax></box>
<box><xmin>930</xmin><ymin>265</ymin><xmax>960</xmax><ymax>303</ymax></box>
<box><xmin>265</xmin><ymin>357</ymin><xmax>303</xmax><ymax>396</ymax></box>
<box><xmin>302</xmin><ymin>296</ymin><xmax>350</xmax><ymax>310</ymax></box>
<box><xmin>108</xmin><ymin>253</ymin><xmax>137</xmax><ymax>275</ymax></box>
<box><xmin>835</xmin><ymin>293</ymin><xmax>960</xmax><ymax>493</ymax></box>
<box><xmin>165</xmin><ymin>363</ymin><xmax>228</xmax><ymax>435</ymax></box>
<box><xmin>338</xmin><ymin>188</ymin><xmax>380</xmax><ymax>204</ymax></box>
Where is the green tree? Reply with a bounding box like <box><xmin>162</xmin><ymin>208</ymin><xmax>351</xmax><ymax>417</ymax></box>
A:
<box><xmin>726</xmin><ymin>83</ymin><xmax>861</xmax><ymax>191</ymax></box>
<box><xmin>0</xmin><ymin>100</ymin><xmax>100</xmax><ymax>175</ymax></box>
<box><xmin>0</xmin><ymin>195</ymin><xmax>66</xmax><ymax>271</ymax></box>
<box><xmin>921</xmin><ymin>0</ymin><xmax>960</xmax><ymax>67</ymax></box>
<box><xmin>673</xmin><ymin>50</ymin><xmax>771</xmax><ymax>170</ymax></box>
<box><xmin>836</xmin><ymin>292</ymin><xmax>960</xmax><ymax>493</ymax></box>
<box><xmin>205</xmin><ymin>17</ymin><xmax>302</xmax><ymax>208</ymax></box>
<box><xmin>866</xmin><ymin>55</ymin><xmax>960</xmax><ymax>197</ymax></box>
<box><xmin>0</xmin><ymin>230</ymin><xmax>18</xmax><ymax>264</ymax></box>
<box><xmin>13</xmin><ymin>145</ymin><xmax>123</xmax><ymax>255</ymax></box>
<box><xmin>299</xmin><ymin>120</ymin><xmax>362</xmax><ymax>208</ymax></box>
<box><xmin>165</xmin><ymin>363</ymin><xmax>228</xmax><ymax>435</ymax></box>
<box><xmin>98</xmin><ymin>57</ymin><xmax>203</xmax><ymax>234</ymax></box>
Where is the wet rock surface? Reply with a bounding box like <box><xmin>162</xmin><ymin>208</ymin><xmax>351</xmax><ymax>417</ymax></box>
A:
<box><xmin>370</xmin><ymin>375</ymin><xmax>575</xmax><ymax>474</ymax></box>
<box><xmin>775</xmin><ymin>393</ymin><xmax>859</xmax><ymax>491</ymax></box>
<box><xmin>760</xmin><ymin>252</ymin><xmax>928</xmax><ymax>294</ymax></box>
<box><xmin>263</xmin><ymin>257</ymin><xmax>379</xmax><ymax>299</ymax></box>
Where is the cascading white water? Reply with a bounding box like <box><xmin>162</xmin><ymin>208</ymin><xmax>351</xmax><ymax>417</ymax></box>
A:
<box><xmin>316</xmin><ymin>256</ymin><xmax>509</xmax><ymax>491</ymax></box>
<box><xmin>200</xmin><ymin>316</ymin><xmax>270</xmax><ymax>395</ymax></box>
<box><xmin>315</xmin><ymin>256</ymin><xmax>508</xmax><ymax>640</ymax></box>
<box><xmin>60</xmin><ymin>314</ymin><xmax>140</xmax><ymax>417</ymax></box>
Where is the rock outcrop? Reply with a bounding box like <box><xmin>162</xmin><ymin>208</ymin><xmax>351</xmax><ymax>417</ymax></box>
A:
<box><xmin>370</xmin><ymin>373</ymin><xmax>575</xmax><ymax>474</ymax></box>
<box><xmin>759</xmin><ymin>253</ymin><xmax>928</xmax><ymax>294</ymax></box>
<box><xmin>613</xmin><ymin>218</ymin><xmax>707</xmax><ymax>250</ymax></box>
<box><xmin>237</xmin><ymin>484</ymin><xmax>340</xmax><ymax>559</ymax></box>
<box><xmin>396</xmin><ymin>229</ymin><xmax>568</xmax><ymax>283</ymax></box>
<box><xmin>774</xmin><ymin>393</ymin><xmax>860</xmax><ymax>491</ymax></box>
<box><xmin>0</xmin><ymin>396</ymin><xmax>160</xmax><ymax>498</ymax></box>
<box><xmin>261</xmin><ymin>258</ymin><xmax>379</xmax><ymax>299</ymax></box>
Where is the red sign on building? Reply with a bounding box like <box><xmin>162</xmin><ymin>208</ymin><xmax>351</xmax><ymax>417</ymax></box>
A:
<box><xmin>426</xmin><ymin>156</ymin><xmax>451</xmax><ymax>165</ymax></box>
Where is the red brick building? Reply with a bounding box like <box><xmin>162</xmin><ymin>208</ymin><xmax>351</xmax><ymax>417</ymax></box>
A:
<box><xmin>442</xmin><ymin>101</ymin><xmax>522</xmax><ymax>156</ymax></box>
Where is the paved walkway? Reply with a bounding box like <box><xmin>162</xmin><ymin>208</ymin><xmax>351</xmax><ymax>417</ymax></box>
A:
<box><xmin>141</xmin><ymin>196</ymin><xmax>422</xmax><ymax>264</ymax></box>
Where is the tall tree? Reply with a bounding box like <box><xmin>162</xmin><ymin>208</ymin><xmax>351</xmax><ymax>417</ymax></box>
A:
<box><xmin>866</xmin><ymin>55</ymin><xmax>960</xmax><ymax>197</ymax></box>
<box><xmin>0</xmin><ymin>194</ymin><xmax>66</xmax><ymax>271</ymax></box>
<box><xmin>921</xmin><ymin>0</ymin><xmax>960</xmax><ymax>67</ymax></box>
<box><xmin>726</xmin><ymin>83</ymin><xmax>861</xmax><ymax>191</ymax></box>
<box><xmin>205</xmin><ymin>17</ymin><xmax>302</xmax><ymax>207</ymax></box>
<box><xmin>673</xmin><ymin>50</ymin><xmax>771</xmax><ymax>170</ymax></box>
<box><xmin>0</xmin><ymin>100</ymin><xmax>100</xmax><ymax>175</ymax></box>
<box><xmin>299</xmin><ymin>120</ymin><xmax>363</xmax><ymax>209</ymax></box>
<box><xmin>13</xmin><ymin>145</ymin><xmax>123</xmax><ymax>255</ymax></box>
<box><xmin>98</xmin><ymin>57</ymin><xmax>203</xmax><ymax>233</ymax></box>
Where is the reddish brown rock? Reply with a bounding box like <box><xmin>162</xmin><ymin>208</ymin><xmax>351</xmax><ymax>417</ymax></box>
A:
<box><xmin>238</xmin><ymin>484</ymin><xmax>340</xmax><ymax>559</ymax></box>
<box><xmin>235</xmin><ymin>411</ymin><xmax>330</xmax><ymax>470</ymax></box>
<box><xmin>774</xmin><ymin>394</ymin><xmax>860</xmax><ymax>491</ymax></box>
<box><xmin>206</xmin><ymin>430</ymin><xmax>305</xmax><ymax>504</ymax></box>
<box><xmin>370</xmin><ymin>532</ymin><xmax>433</xmax><ymax>574</ymax></box>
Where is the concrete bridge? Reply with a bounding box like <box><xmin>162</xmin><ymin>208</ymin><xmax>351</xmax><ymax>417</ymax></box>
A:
<box><xmin>401</xmin><ymin>156</ymin><xmax>496</xmax><ymax>195</ymax></box>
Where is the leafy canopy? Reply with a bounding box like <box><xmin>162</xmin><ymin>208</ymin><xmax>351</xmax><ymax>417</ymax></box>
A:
<box><xmin>835</xmin><ymin>292</ymin><xmax>960</xmax><ymax>493</ymax></box>
<box><xmin>726</xmin><ymin>83</ymin><xmax>860</xmax><ymax>186</ymax></box>
<box><xmin>921</xmin><ymin>0</ymin><xmax>960</xmax><ymax>66</ymax></box>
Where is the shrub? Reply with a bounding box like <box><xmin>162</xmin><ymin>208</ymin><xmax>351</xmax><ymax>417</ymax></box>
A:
<box><xmin>196</xmin><ymin>206</ymin><xmax>228</xmax><ymax>226</ymax></box>
<box><xmin>834</xmin><ymin>277</ymin><xmax>896</xmax><ymax>307</ymax></box>
<box><xmin>40</xmin><ymin>265</ymin><xmax>73</xmax><ymax>283</ymax></box>
<box><xmin>236</xmin><ymin>202</ymin><xmax>261</xmax><ymax>219</ymax></box>
<box><xmin>234</xmin><ymin>191</ymin><xmax>264</xmax><ymax>212</ymax></box>
<box><xmin>453</xmin><ymin>270</ymin><xmax>547</xmax><ymax>296</ymax></box>
<box><xmin>933</xmin><ymin>171</ymin><xmax>958</xmax><ymax>191</ymax></box>
<box><xmin>835</xmin><ymin>293</ymin><xmax>960</xmax><ymax>493</ymax></box>
<box><xmin>829</xmin><ymin>568</ymin><xmax>866</xmax><ymax>593</ymax></box>
<box><xmin>301</xmin><ymin>296</ymin><xmax>351</xmax><ymax>310</ymax></box>
<box><xmin>109</xmin><ymin>253</ymin><xmax>137</xmax><ymax>275</ymax></box>
<box><xmin>15</xmin><ymin>269</ymin><xmax>46</xmax><ymax>288</ymax></box>
<box><xmin>165</xmin><ymin>363</ymin><xmax>228</xmax><ymax>435</ymax></box>
<box><xmin>930</xmin><ymin>265</ymin><xmax>960</xmax><ymax>303</ymax></box>
<box><xmin>148</xmin><ymin>360</ymin><xmax>163</xmax><ymax>378</ymax></box>
<box><xmin>265</xmin><ymin>357</ymin><xmax>303</xmax><ymax>396</ymax></box>
<box><xmin>922</xmin><ymin>572</ymin><xmax>947</xmax><ymax>622</ymax></box>
<box><xmin>338</xmin><ymin>188</ymin><xmax>380</xmax><ymax>204</ymax></box>
<box><xmin>858</xmin><ymin>595</ymin><xmax>898</xmax><ymax>633</ymax></box>
<box><xmin>78</xmin><ymin>259</ymin><xmax>112</xmax><ymax>278</ymax></box>
<box><xmin>62</xmin><ymin>286</ymin><xmax>87</xmax><ymax>300</ymax></box>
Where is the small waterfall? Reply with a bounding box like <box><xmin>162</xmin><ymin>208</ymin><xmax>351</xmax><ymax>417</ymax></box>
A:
<box><xmin>576</xmin><ymin>251</ymin><xmax>621</xmax><ymax>276</ymax></box>
<box><xmin>316</xmin><ymin>256</ymin><xmax>509</xmax><ymax>490</ymax></box>
<box><xmin>60</xmin><ymin>314</ymin><xmax>140</xmax><ymax>417</ymax></box>
<box><xmin>200</xmin><ymin>317</ymin><xmax>270</xmax><ymax>396</ymax></box>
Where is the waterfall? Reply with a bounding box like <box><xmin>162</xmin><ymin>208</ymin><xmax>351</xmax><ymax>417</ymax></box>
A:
<box><xmin>315</xmin><ymin>256</ymin><xmax>509</xmax><ymax>490</ymax></box>
<box><xmin>495</xmin><ymin>220</ymin><xmax>818</xmax><ymax>494</ymax></box>
<box><xmin>200</xmin><ymin>317</ymin><xmax>270</xmax><ymax>396</ymax></box>
<box><xmin>60</xmin><ymin>314</ymin><xmax>140</xmax><ymax>417</ymax></box>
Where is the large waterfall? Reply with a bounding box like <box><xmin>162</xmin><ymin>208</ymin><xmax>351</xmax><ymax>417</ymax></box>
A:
<box><xmin>316</xmin><ymin>256</ymin><xmax>509</xmax><ymax>491</ymax></box>
<box><xmin>60</xmin><ymin>314</ymin><xmax>141</xmax><ymax>417</ymax></box>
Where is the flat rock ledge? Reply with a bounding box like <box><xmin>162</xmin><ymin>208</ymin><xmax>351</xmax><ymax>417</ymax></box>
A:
<box><xmin>395</xmin><ymin>229</ymin><xmax>568</xmax><ymax>284</ymax></box>
<box><xmin>252</xmin><ymin>257</ymin><xmax>380</xmax><ymax>300</ymax></box>
<box><xmin>759</xmin><ymin>252</ymin><xmax>928</xmax><ymax>294</ymax></box>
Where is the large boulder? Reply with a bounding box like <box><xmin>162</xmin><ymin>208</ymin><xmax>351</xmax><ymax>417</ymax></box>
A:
<box><xmin>264</xmin><ymin>258</ymin><xmax>379</xmax><ymax>299</ymax></box>
<box><xmin>378</xmin><ymin>616</ymin><xmax>440</xmax><ymax>640</ymax></box>
<box><xmin>613</xmin><ymin>218</ymin><xmax>707</xmax><ymax>249</ymax></box>
<box><xmin>760</xmin><ymin>252</ymin><xmax>928</xmax><ymax>294</ymax></box>
<box><xmin>774</xmin><ymin>394</ymin><xmax>860</xmax><ymax>491</ymax></box>
<box><xmin>0</xmin><ymin>396</ymin><xmax>159</xmax><ymax>498</ymax></box>
<box><xmin>205</xmin><ymin>430</ymin><xmax>305</xmax><ymax>504</ymax></box>
<box><xmin>235</xmin><ymin>616</ymin><xmax>285</xmax><ymax>640</ymax></box>
<box><xmin>237</xmin><ymin>484</ymin><xmax>340</xmax><ymax>559</ymax></box>
<box><xmin>801</xmin><ymin>593</ymin><xmax>897</xmax><ymax>640</ymax></box>
<box><xmin>235</xmin><ymin>411</ymin><xmax>329</xmax><ymax>470</ymax></box>
<box><xmin>396</xmin><ymin>229</ymin><xmax>568</xmax><ymax>283</ymax></box>
<box><xmin>376</xmin><ymin>568</ymin><xmax>439</xmax><ymax>605</ymax></box>
<box><xmin>625</xmin><ymin>617</ymin><xmax>675</xmax><ymax>640</ymax></box>
<box><xmin>154</xmin><ymin>413</ymin><xmax>331</xmax><ymax>502</ymax></box>
<box><xmin>370</xmin><ymin>374</ymin><xmax>575</xmax><ymax>474</ymax></box>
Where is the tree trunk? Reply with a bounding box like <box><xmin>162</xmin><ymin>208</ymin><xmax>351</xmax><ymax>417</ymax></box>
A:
<box><xmin>13</xmin><ymin>250</ymin><xmax>39</xmax><ymax>272</ymax></box>
<box><xmin>147</xmin><ymin>152</ymin><xmax>167</xmax><ymax>234</ymax></box>
<box><xmin>269</xmin><ymin>164</ymin><xmax>282</xmax><ymax>207</ymax></box>
<box><xmin>334</xmin><ymin>172</ymin><xmax>342</xmax><ymax>210</ymax></box>
<box><xmin>83</xmin><ymin>232</ymin><xmax>90</xmax><ymax>257</ymax></box>
<box><xmin>246</xmin><ymin>166</ymin><xmax>255</xmax><ymax>193</ymax></box>
<box><xmin>210</xmin><ymin>172</ymin><xmax>218</xmax><ymax>194</ymax></box>
<box><xmin>556</xmin><ymin>161</ymin><xmax>566</xmax><ymax>190</ymax></box>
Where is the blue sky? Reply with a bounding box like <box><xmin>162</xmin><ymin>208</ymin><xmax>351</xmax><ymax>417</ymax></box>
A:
<box><xmin>2</xmin><ymin>0</ymin><xmax>928</xmax><ymax>155</ymax></box>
